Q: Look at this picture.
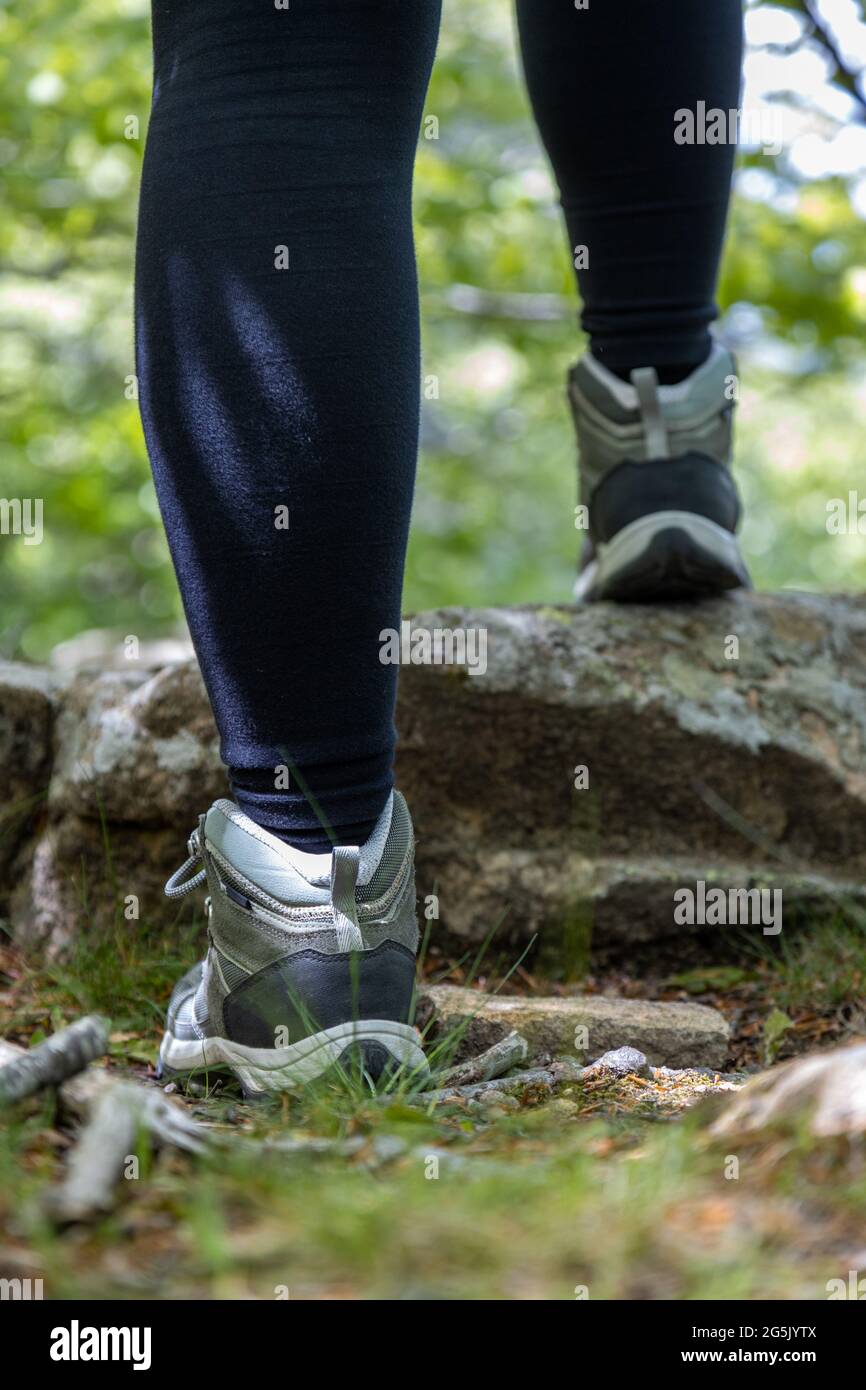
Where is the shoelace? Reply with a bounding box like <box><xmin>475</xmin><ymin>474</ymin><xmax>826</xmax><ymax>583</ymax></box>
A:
<box><xmin>164</xmin><ymin>829</ymin><xmax>207</xmax><ymax>899</ymax></box>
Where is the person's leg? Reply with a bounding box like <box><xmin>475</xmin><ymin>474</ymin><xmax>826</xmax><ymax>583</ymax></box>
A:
<box><xmin>516</xmin><ymin>0</ymin><xmax>749</xmax><ymax>603</ymax></box>
<box><xmin>141</xmin><ymin>1</ymin><xmax>439</xmax><ymax>1091</ymax></box>
<box><xmin>515</xmin><ymin>0</ymin><xmax>742</xmax><ymax>382</ymax></box>
<box><xmin>136</xmin><ymin>0</ymin><xmax>441</xmax><ymax>850</ymax></box>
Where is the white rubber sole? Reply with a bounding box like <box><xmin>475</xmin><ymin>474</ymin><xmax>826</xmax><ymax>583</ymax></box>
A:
<box><xmin>574</xmin><ymin>509</ymin><xmax>749</xmax><ymax>602</ymax></box>
<box><xmin>159</xmin><ymin>1019</ymin><xmax>428</xmax><ymax>1095</ymax></box>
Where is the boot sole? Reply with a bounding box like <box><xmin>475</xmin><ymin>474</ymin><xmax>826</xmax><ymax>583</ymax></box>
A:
<box><xmin>575</xmin><ymin>510</ymin><xmax>751</xmax><ymax>603</ymax></box>
<box><xmin>158</xmin><ymin>1019</ymin><xmax>428</xmax><ymax>1096</ymax></box>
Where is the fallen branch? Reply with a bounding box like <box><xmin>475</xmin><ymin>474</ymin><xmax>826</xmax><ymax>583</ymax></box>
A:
<box><xmin>0</xmin><ymin>1017</ymin><xmax>109</xmax><ymax>1107</ymax></box>
<box><xmin>224</xmin><ymin>1132</ymin><xmax>368</xmax><ymax>1161</ymax></box>
<box><xmin>45</xmin><ymin>1080</ymin><xmax>209</xmax><ymax>1223</ymax></box>
<box><xmin>414</xmin><ymin>1058</ymin><xmax>585</xmax><ymax>1109</ymax></box>
<box><xmin>434</xmin><ymin>1030</ymin><xmax>529</xmax><ymax>1089</ymax></box>
<box><xmin>0</xmin><ymin>1036</ymin><xmax>114</xmax><ymax>1123</ymax></box>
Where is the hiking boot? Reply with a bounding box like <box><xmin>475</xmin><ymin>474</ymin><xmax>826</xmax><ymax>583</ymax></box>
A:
<box><xmin>568</xmin><ymin>342</ymin><xmax>751</xmax><ymax>601</ymax></box>
<box><xmin>158</xmin><ymin>791</ymin><xmax>427</xmax><ymax>1095</ymax></box>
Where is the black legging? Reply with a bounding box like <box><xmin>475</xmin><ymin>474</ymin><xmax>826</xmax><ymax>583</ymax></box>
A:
<box><xmin>136</xmin><ymin>0</ymin><xmax>743</xmax><ymax>851</ymax></box>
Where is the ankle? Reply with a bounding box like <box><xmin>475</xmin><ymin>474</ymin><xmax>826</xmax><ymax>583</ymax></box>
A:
<box><xmin>591</xmin><ymin>342</ymin><xmax>712</xmax><ymax>387</ymax></box>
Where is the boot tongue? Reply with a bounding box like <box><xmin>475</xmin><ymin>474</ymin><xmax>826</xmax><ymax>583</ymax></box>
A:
<box><xmin>204</xmin><ymin>799</ymin><xmax>333</xmax><ymax>903</ymax></box>
<box><xmin>203</xmin><ymin>792</ymin><xmax>396</xmax><ymax>904</ymax></box>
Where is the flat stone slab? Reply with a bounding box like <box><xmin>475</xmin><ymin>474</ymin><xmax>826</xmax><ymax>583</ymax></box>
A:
<box><xmin>418</xmin><ymin>983</ymin><xmax>731</xmax><ymax>1070</ymax></box>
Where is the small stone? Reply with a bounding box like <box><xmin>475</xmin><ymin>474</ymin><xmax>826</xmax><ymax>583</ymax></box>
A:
<box><xmin>544</xmin><ymin>1098</ymin><xmax>581</xmax><ymax>1119</ymax></box>
<box><xmin>585</xmin><ymin>1046</ymin><xmax>650</xmax><ymax>1079</ymax></box>
<box><xmin>520</xmin><ymin>1098</ymin><xmax>581</xmax><ymax>1127</ymax></box>
<box><xmin>369</xmin><ymin>1134</ymin><xmax>408</xmax><ymax>1163</ymax></box>
<box><xmin>476</xmin><ymin>1091</ymin><xmax>519</xmax><ymax>1111</ymax></box>
<box><xmin>182</xmin><ymin>1079</ymin><xmax>208</xmax><ymax>1098</ymax></box>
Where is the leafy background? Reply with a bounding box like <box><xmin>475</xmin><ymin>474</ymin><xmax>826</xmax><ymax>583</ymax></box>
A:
<box><xmin>2</xmin><ymin>0</ymin><xmax>866</xmax><ymax>661</ymax></box>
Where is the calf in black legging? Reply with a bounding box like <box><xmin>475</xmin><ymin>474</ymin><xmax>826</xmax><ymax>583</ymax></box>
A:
<box><xmin>136</xmin><ymin>0</ymin><xmax>744</xmax><ymax>852</ymax></box>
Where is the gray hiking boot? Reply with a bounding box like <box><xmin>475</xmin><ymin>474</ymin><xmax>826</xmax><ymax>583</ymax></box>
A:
<box><xmin>568</xmin><ymin>341</ymin><xmax>751</xmax><ymax>602</ymax></box>
<box><xmin>158</xmin><ymin>791</ymin><xmax>428</xmax><ymax>1095</ymax></box>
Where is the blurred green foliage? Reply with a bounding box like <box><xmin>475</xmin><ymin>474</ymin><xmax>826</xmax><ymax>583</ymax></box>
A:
<box><xmin>2</xmin><ymin>0</ymin><xmax>866</xmax><ymax>661</ymax></box>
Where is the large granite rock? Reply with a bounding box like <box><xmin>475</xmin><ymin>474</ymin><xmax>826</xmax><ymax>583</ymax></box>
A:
<box><xmin>2</xmin><ymin>593</ymin><xmax>865</xmax><ymax>961</ymax></box>
<box><xmin>396</xmin><ymin>594</ymin><xmax>866</xmax><ymax>965</ymax></box>
<box><xmin>49</xmin><ymin>662</ymin><xmax>227</xmax><ymax>826</ymax></box>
